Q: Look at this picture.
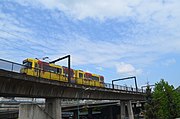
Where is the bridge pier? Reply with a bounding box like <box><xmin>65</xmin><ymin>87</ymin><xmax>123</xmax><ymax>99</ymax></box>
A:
<box><xmin>73</xmin><ymin>110</ymin><xmax>78</xmax><ymax>119</ymax></box>
<box><xmin>19</xmin><ymin>98</ymin><xmax>62</xmax><ymax>119</ymax></box>
<box><xmin>109</xmin><ymin>106</ymin><xmax>113</xmax><ymax>119</ymax></box>
<box><xmin>88</xmin><ymin>108</ymin><xmax>93</xmax><ymax>119</ymax></box>
<box><xmin>120</xmin><ymin>101</ymin><xmax>134</xmax><ymax>119</ymax></box>
<box><xmin>19</xmin><ymin>103</ymin><xmax>52</xmax><ymax>119</ymax></box>
<box><xmin>45</xmin><ymin>98</ymin><xmax>62</xmax><ymax>119</ymax></box>
<box><xmin>127</xmin><ymin>101</ymin><xmax>134</xmax><ymax>119</ymax></box>
<box><xmin>120</xmin><ymin>101</ymin><xmax>126</xmax><ymax>119</ymax></box>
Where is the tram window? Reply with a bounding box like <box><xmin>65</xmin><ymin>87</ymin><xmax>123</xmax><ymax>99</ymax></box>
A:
<box><xmin>43</xmin><ymin>65</ymin><xmax>49</xmax><ymax>71</ymax></box>
<box><xmin>79</xmin><ymin>73</ymin><xmax>83</xmax><ymax>78</ymax></box>
<box><xmin>92</xmin><ymin>76</ymin><xmax>99</xmax><ymax>81</ymax></box>
<box><xmin>35</xmin><ymin>63</ymin><xmax>38</xmax><ymax>68</ymax></box>
<box><xmin>63</xmin><ymin>67</ymin><xmax>74</xmax><ymax>77</ymax></box>
<box><xmin>49</xmin><ymin>67</ymin><xmax>57</xmax><ymax>73</ymax></box>
<box><xmin>57</xmin><ymin>68</ymin><xmax>62</xmax><ymax>74</ymax></box>
<box><xmin>34</xmin><ymin>63</ymin><xmax>38</xmax><ymax>72</ymax></box>
<box><xmin>69</xmin><ymin>70</ymin><xmax>74</xmax><ymax>77</ymax></box>
<box><xmin>85</xmin><ymin>74</ymin><xmax>92</xmax><ymax>79</ymax></box>
<box><xmin>43</xmin><ymin>65</ymin><xmax>56</xmax><ymax>73</ymax></box>
<box><xmin>100</xmin><ymin>77</ymin><xmax>104</xmax><ymax>82</ymax></box>
<box><xmin>23</xmin><ymin>61</ymin><xmax>32</xmax><ymax>68</ymax></box>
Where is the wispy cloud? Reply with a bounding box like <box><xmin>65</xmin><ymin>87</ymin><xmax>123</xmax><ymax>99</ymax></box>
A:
<box><xmin>16</xmin><ymin>0</ymin><xmax>180</xmax><ymax>26</ymax></box>
<box><xmin>161</xmin><ymin>58</ymin><xmax>176</xmax><ymax>66</ymax></box>
<box><xmin>0</xmin><ymin>0</ymin><xmax>180</xmax><ymax>86</ymax></box>
<box><xmin>96</xmin><ymin>67</ymin><xmax>103</xmax><ymax>71</ymax></box>
<box><xmin>116</xmin><ymin>62</ymin><xmax>142</xmax><ymax>76</ymax></box>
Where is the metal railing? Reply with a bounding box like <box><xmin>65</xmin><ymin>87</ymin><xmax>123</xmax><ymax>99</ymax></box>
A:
<box><xmin>0</xmin><ymin>59</ymin><xmax>145</xmax><ymax>93</ymax></box>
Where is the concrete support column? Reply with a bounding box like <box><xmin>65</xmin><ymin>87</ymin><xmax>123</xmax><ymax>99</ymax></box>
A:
<box><xmin>127</xmin><ymin>101</ymin><xmax>134</xmax><ymax>119</ymax></box>
<box><xmin>19</xmin><ymin>103</ymin><xmax>52</xmax><ymax>119</ymax></box>
<box><xmin>120</xmin><ymin>101</ymin><xmax>126</xmax><ymax>119</ymax></box>
<box><xmin>88</xmin><ymin>108</ymin><xmax>93</xmax><ymax>119</ymax></box>
<box><xmin>141</xmin><ymin>102</ymin><xmax>145</xmax><ymax>110</ymax></box>
<box><xmin>109</xmin><ymin>106</ymin><xmax>113</xmax><ymax>119</ymax></box>
<box><xmin>116</xmin><ymin>114</ymin><xmax>120</xmax><ymax>119</ymax></box>
<box><xmin>45</xmin><ymin>98</ymin><xmax>62</xmax><ymax>119</ymax></box>
<box><xmin>133</xmin><ymin>103</ymin><xmax>137</xmax><ymax>115</ymax></box>
<box><xmin>73</xmin><ymin>110</ymin><xmax>78</xmax><ymax>119</ymax></box>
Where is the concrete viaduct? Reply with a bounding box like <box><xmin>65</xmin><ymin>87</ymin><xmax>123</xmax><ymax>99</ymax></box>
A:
<box><xmin>0</xmin><ymin>60</ymin><xmax>146</xmax><ymax>119</ymax></box>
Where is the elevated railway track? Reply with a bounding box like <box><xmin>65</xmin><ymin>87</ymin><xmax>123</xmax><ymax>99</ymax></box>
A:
<box><xmin>0</xmin><ymin>58</ymin><xmax>145</xmax><ymax>100</ymax></box>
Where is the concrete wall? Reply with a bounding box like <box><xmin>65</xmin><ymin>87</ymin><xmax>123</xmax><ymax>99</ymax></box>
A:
<box><xmin>19</xmin><ymin>103</ymin><xmax>52</xmax><ymax>119</ymax></box>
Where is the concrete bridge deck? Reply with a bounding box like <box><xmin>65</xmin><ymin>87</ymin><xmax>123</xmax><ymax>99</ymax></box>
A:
<box><xmin>0</xmin><ymin>69</ymin><xmax>145</xmax><ymax>100</ymax></box>
<box><xmin>0</xmin><ymin>58</ymin><xmax>146</xmax><ymax>119</ymax></box>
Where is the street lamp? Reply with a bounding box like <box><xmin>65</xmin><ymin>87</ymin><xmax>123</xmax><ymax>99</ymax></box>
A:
<box><xmin>77</xmin><ymin>88</ymin><xmax>90</xmax><ymax>119</ymax></box>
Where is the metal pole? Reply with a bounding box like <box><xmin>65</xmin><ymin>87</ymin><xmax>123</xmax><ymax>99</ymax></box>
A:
<box><xmin>112</xmin><ymin>81</ymin><xmax>114</xmax><ymax>89</ymax></box>
<box><xmin>11</xmin><ymin>63</ymin><xmax>14</xmax><ymax>71</ymax></box>
<box><xmin>134</xmin><ymin>77</ymin><xmax>138</xmax><ymax>92</ymax></box>
<box><xmin>68</xmin><ymin>55</ymin><xmax>71</xmax><ymax>83</ymax></box>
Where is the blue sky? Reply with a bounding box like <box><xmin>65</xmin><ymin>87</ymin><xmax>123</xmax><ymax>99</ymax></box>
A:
<box><xmin>0</xmin><ymin>0</ymin><xmax>180</xmax><ymax>88</ymax></box>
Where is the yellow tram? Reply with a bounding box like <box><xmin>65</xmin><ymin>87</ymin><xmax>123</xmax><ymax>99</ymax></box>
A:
<box><xmin>20</xmin><ymin>58</ymin><xmax>104</xmax><ymax>87</ymax></box>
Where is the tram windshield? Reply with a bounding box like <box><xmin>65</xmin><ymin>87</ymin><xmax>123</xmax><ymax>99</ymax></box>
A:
<box><xmin>23</xmin><ymin>61</ymin><xmax>32</xmax><ymax>68</ymax></box>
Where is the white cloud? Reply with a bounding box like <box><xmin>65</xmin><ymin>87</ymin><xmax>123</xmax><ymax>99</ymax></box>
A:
<box><xmin>51</xmin><ymin>38</ymin><xmax>123</xmax><ymax>66</ymax></box>
<box><xmin>1</xmin><ymin>0</ymin><xmax>180</xmax><ymax>79</ymax></box>
<box><xmin>16</xmin><ymin>0</ymin><xmax>65</xmax><ymax>10</ymax></box>
<box><xmin>0</xmin><ymin>10</ymin><xmax>33</xmax><ymax>38</ymax></box>
<box><xmin>16</xmin><ymin>0</ymin><xmax>138</xmax><ymax>19</ymax></box>
<box><xmin>46</xmin><ymin>34</ymin><xmax>180</xmax><ymax>76</ymax></box>
<box><xmin>16</xmin><ymin>0</ymin><xmax>180</xmax><ymax>26</ymax></box>
<box><xmin>96</xmin><ymin>67</ymin><xmax>103</xmax><ymax>71</ymax></box>
<box><xmin>162</xmin><ymin>58</ymin><xmax>176</xmax><ymax>66</ymax></box>
<box><xmin>4</xmin><ymin>32</ymin><xmax>176</xmax><ymax>75</ymax></box>
<box><xmin>116</xmin><ymin>62</ymin><xmax>142</xmax><ymax>76</ymax></box>
<box><xmin>59</xmin><ymin>0</ymin><xmax>140</xmax><ymax>20</ymax></box>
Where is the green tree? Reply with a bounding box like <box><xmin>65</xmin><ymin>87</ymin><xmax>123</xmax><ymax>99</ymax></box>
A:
<box><xmin>174</xmin><ymin>86</ymin><xmax>180</xmax><ymax>117</ymax></box>
<box><xmin>176</xmin><ymin>86</ymin><xmax>180</xmax><ymax>93</ymax></box>
<box><xmin>152</xmin><ymin>79</ymin><xmax>180</xmax><ymax>119</ymax></box>
<box><xmin>144</xmin><ymin>85</ymin><xmax>157</xmax><ymax>119</ymax></box>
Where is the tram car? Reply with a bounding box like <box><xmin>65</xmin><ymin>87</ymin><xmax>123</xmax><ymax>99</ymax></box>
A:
<box><xmin>20</xmin><ymin>58</ymin><xmax>104</xmax><ymax>87</ymax></box>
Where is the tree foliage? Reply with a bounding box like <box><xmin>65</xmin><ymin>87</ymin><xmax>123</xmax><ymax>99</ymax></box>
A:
<box><xmin>144</xmin><ymin>85</ymin><xmax>157</xmax><ymax>119</ymax></box>
<box><xmin>176</xmin><ymin>86</ymin><xmax>180</xmax><ymax>93</ymax></box>
<box><xmin>145</xmin><ymin>79</ymin><xmax>180</xmax><ymax>119</ymax></box>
